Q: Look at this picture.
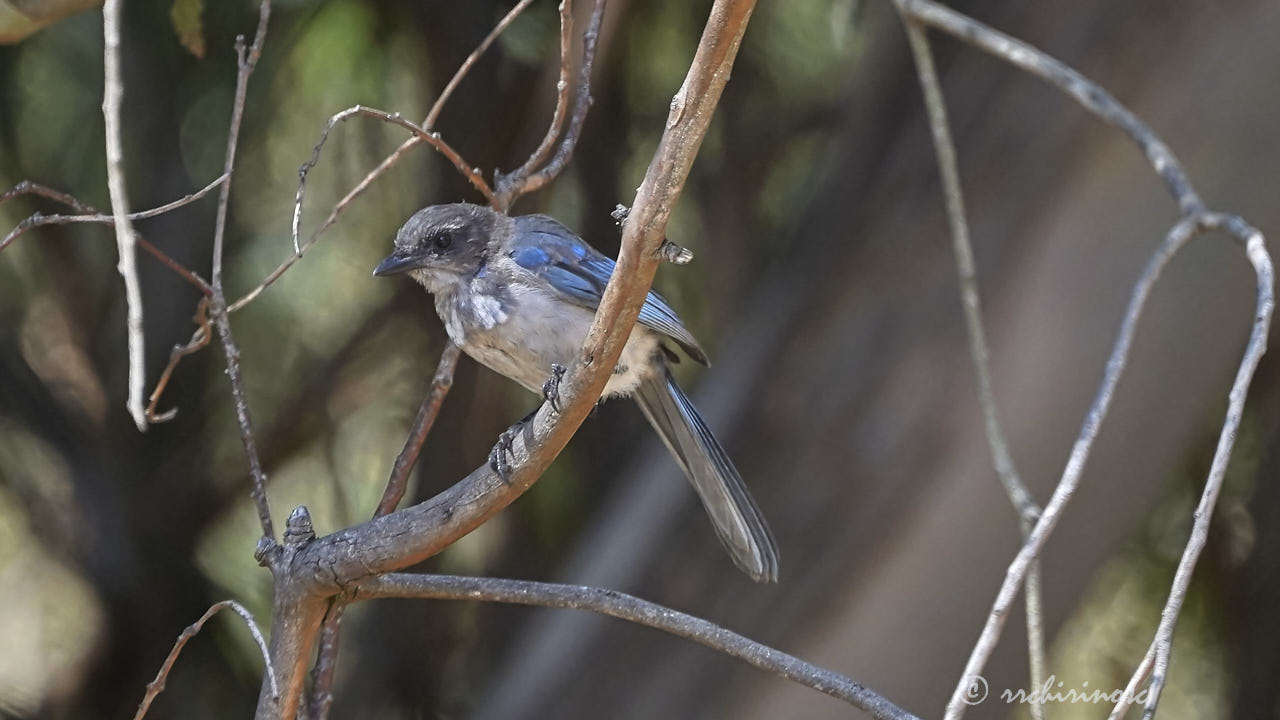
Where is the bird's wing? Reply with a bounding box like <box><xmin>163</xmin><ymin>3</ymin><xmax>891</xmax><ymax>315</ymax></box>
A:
<box><xmin>509</xmin><ymin>214</ymin><xmax>708</xmax><ymax>365</ymax></box>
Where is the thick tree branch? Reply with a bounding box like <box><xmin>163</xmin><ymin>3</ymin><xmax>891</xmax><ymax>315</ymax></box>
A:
<box><xmin>355</xmin><ymin>573</ymin><xmax>920</xmax><ymax>720</ymax></box>
<box><xmin>286</xmin><ymin>0</ymin><xmax>754</xmax><ymax>594</ymax></box>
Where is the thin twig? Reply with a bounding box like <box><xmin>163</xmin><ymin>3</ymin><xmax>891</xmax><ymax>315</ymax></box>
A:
<box><xmin>133</xmin><ymin>600</ymin><xmax>277</xmax><ymax>720</ymax></box>
<box><xmin>496</xmin><ymin>0</ymin><xmax>576</xmax><ymax>198</ymax></box>
<box><xmin>305</xmin><ymin>601</ymin><xmax>346</xmax><ymax>720</ymax></box>
<box><xmin>355</xmin><ymin>573</ymin><xmax>921</xmax><ymax>720</ymax></box>
<box><xmin>1119</xmin><ymin>218</ymin><xmax>1270</xmax><ymax>719</ymax></box>
<box><xmin>375</xmin><ymin>342</ymin><xmax>463</xmax><ymax>517</ymax></box>
<box><xmin>942</xmin><ymin>214</ymin><xmax>1270</xmax><ymax>719</ymax></box>
<box><xmin>886</xmin><ymin>4</ymin><xmax>1272</xmax><ymax>717</ymax></box>
<box><xmin>293</xmin><ymin>5</ymin><xmax>542</xmax><ymax>707</ymax></box>
<box><xmin>897</xmin><ymin>0</ymin><xmax>1203</xmax><ymax>216</ymax></box>
<box><xmin>102</xmin><ymin>0</ymin><xmax>148</xmax><ymax>431</ymax></box>
<box><xmin>2</xmin><ymin>174</ymin><xmax>229</xmax><ymax>295</ymax></box>
<box><xmin>899</xmin><ymin>20</ymin><xmax>1047</xmax><ymax>718</ymax></box>
<box><xmin>289</xmin><ymin>105</ymin><xmax>495</xmax><ymax>256</ymax></box>
<box><xmin>0</xmin><ymin>180</ymin><xmax>98</xmax><ymax>212</ymax></box>
<box><xmin>208</xmin><ymin>1</ymin><xmax>275</xmax><ymax>543</ymax></box>
<box><xmin>226</xmin><ymin>0</ymin><xmax>536</xmax><ymax>312</ymax></box>
<box><xmin>499</xmin><ymin>0</ymin><xmax>606</xmax><ymax>202</ymax></box>
<box><xmin>146</xmin><ymin>298</ymin><xmax>213</xmax><ymax>423</ymax></box>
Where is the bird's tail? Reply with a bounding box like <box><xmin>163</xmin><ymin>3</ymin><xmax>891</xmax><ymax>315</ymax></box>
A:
<box><xmin>633</xmin><ymin>364</ymin><xmax>779</xmax><ymax>582</ymax></box>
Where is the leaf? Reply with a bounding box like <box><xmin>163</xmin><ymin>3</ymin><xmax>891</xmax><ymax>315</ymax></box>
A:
<box><xmin>170</xmin><ymin>0</ymin><xmax>204</xmax><ymax>59</ymax></box>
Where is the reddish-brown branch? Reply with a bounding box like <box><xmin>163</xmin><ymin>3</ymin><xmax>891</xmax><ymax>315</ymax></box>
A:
<box><xmin>498</xmin><ymin>0</ymin><xmax>576</xmax><ymax>193</ymax></box>
<box><xmin>496</xmin><ymin>0</ymin><xmax>606</xmax><ymax>204</ymax></box>
<box><xmin>1</xmin><ymin>174</ymin><xmax>228</xmax><ymax>294</ymax></box>
<box><xmin>133</xmin><ymin>600</ymin><xmax>276</xmax><ymax>720</ymax></box>
<box><xmin>375</xmin><ymin>342</ymin><xmax>463</xmax><ymax>517</ymax></box>
<box><xmin>145</xmin><ymin>298</ymin><xmax>213</xmax><ymax>423</ymax></box>
<box><xmin>287</xmin><ymin>105</ymin><xmax>496</xmax><ymax>261</ymax></box>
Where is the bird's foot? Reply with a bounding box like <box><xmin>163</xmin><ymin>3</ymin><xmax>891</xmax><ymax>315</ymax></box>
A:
<box><xmin>542</xmin><ymin>363</ymin><xmax>567</xmax><ymax>414</ymax></box>
<box><xmin>488</xmin><ymin>425</ymin><xmax>520</xmax><ymax>484</ymax></box>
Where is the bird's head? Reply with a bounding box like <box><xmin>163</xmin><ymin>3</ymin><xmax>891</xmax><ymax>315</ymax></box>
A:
<box><xmin>373</xmin><ymin>203</ymin><xmax>504</xmax><ymax>292</ymax></box>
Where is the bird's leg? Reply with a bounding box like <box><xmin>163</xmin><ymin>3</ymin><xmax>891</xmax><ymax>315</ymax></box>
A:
<box><xmin>488</xmin><ymin>398</ymin><xmax>546</xmax><ymax>483</ymax></box>
<box><xmin>542</xmin><ymin>363</ymin><xmax>566</xmax><ymax>413</ymax></box>
<box><xmin>489</xmin><ymin>426</ymin><xmax>519</xmax><ymax>484</ymax></box>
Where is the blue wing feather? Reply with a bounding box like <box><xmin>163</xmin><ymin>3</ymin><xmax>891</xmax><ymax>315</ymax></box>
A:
<box><xmin>510</xmin><ymin>215</ymin><xmax>708</xmax><ymax>365</ymax></box>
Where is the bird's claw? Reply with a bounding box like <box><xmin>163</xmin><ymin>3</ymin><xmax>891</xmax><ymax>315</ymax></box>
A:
<box><xmin>489</xmin><ymin>426</ymin><xmax>519</xmax><ymax>484</ymax></box>
<box><xmin>542</xmin><ymin>363</ymin><xmax>566</xmax><ymax>414</ymax></box>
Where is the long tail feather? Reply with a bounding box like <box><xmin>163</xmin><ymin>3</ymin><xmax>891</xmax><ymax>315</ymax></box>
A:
<box><xmin>633</xmin><ymin>365</ymin><xmax>779</xmax><ymax>582</ymax></box>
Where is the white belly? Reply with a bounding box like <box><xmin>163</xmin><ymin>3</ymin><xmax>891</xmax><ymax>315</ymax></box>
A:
<box><xmin>443</xmin><ymin>285</ymin><xmax>661</xmax><ymax>399</ymax></box>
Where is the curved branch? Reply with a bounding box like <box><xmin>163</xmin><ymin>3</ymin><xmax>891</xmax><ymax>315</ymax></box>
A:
<box><xmin>133</xmin><ymin>600</ymin><xmax>277</xmax><ymax>720</ymax></box>
<box><xmin>497</xmin><ymin>0</ymin><xmax>606</xmax><ymax>204</ymax></box>
<box><xmin>897</xmin><ymin>0</ymin><xmax>1203</xmax><ymax>216</ymax></box>
<box><xmin>899</xmin><ymin>20</ymin><xmax>1047</xmax><ymax>715</ymax></box>
<box><xmin>356</xmin><ymin>573</ymin><xmax>920</xmax><ymax>720</ymax></box>
<box><xmin>226</xmin><ymin>0</ymin><xmax>535</xmax><ymax>313</ymax></box>
<box><xmin>288</xmin><ymin>105</ymin><xmax>496</xmax><ymax>257</ymax></box>
<box><xmin>288</xmin><ymin>0</ymin><xmax>758</xmax><ymax>592</ymax></box>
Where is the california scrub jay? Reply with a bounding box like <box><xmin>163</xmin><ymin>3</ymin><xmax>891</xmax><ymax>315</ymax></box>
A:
<box><xmin>374</xmin><ymin>203</ymin><xmax>779</xmax><ymax>582</ymax></box>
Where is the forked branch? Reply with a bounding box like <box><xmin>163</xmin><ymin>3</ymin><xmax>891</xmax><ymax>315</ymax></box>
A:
<box><xmin>890</xmin><ymin>3</ymin><xmax>1274</xmax><ymax>718</ymax></box>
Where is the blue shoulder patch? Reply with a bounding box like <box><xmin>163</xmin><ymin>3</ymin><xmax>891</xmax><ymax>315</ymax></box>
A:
<box><xmin>510</xmin><ymin>245</ymin><xmax>551</xmax><ymax>270</ymax></box>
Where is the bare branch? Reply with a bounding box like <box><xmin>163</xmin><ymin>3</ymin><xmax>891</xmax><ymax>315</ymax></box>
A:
<box><xmin>942</xmin><ymin>214</ymin><xmax>1270</xmax><ymax>719</ymax></box>
<box><xmin>226</xmin><ymin>0</ymin><xmax>535</xmax><ymax>313</ymax></box>
<box><xmin>289</xmin><ymin>105</ymin><xmax>495</xmax><ymax>257</ymax></box>
<box><xmin>375</xmin><ymin>342</ymin><xmax>462</xmax><ymax>517</ymax></box>
<box><xmin>497</xmin><ymin>0</ymin><xmax>576</xmax><ymax>195</ymax></box>
<box><xmin>133</xmin><ymin>600</ymin><xmax>277</xmax><ymax>720</ymax></box>
<box><xmin>2</xmin><ymin>174</ymin><xmax>229</xmax><ymax>296</ymax></box>
<box><xmin>146</xmin><ymin>298</ymin><xmax>212</xmax><ymax>423</ymax></box>
<box><xmin>897</xmin><ymin>0</ymin><xmax>1203</xmax><ymax>216</ymax></box>
<box><xmin>355</xmin><ymin>573</ymin><xmax>921</xmax><ymax>720</ymax></box>
<box><xmin>207</xmin><ymin>1</ymin><xmax>275</xmax><ymax>543</ymax></box>
<box><xmin>885</xmin><ymin>4</ymin><xmax>1273</xmax><ymax>717</ymax></box>
<box><xmin>102</xmin><ymin>0</ymin><xmax>148</xmax><ymax>431</ymax></box>
<box><xmin>256</xmin><ymin>508</ymin><xmax>329</xmax><ymax>720</ymax></box>
<box><xmin>283</xmin><ymin>5</ymin><xmax>542</xmax><ymax>705</ymax></box>
<box><xmin>898</xmin><ymin>21</ymin><xmax>1046</xmax><ymax>716</ymax></box>
<box><xmin>497</xmin><ymin>0</ymin><xmax>607</xmax><ymax>204</ymax></box>
<box><xmin>0</xmin><ymin>180</ymin><xmax>98</xmax><ymax>212</ymax></box>
<box><xmin>305</xmin><ymin>601</ymin><xmax>346</xmax><ymax>720</ymax></box>
<box><xmin>1115</xmin><ymin>218</ymin><xmax>1271</xmax><ymax>718</ymax></box>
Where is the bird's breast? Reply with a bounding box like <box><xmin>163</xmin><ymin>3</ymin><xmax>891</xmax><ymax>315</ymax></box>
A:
<box><xmin>437</xmin><ymin>282</ymin><xmax>659</xmax><ymax>398</ymax></box>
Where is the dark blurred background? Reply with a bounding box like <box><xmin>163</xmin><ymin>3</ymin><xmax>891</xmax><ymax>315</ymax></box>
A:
<box><xmin>1</xmin><ymin>1</ymin><xmax>1277</xmax><ymax>718</ymax></box>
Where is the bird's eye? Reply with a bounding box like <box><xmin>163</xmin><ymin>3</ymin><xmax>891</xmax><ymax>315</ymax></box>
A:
<box><xmin>431</xmin><ymin>230</ymin><xmax>454</xmax><ymax>251</ymax></box>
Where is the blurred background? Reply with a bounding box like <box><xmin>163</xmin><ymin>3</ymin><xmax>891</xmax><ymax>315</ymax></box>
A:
<box><xmin>1</xmin><ymin>0</ymin><xmax>1278</xmax><ymax>718</ymax></box>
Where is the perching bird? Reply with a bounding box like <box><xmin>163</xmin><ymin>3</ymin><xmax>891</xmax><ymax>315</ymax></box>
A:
<box><xmin>374</xmin><ymin>203</ymin><xmax>779</xmax><ymax>582</ymax></box>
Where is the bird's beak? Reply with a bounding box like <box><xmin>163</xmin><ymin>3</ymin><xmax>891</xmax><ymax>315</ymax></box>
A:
<box><xmin>373</xmin><ymin>249</ymin><xmax>422</xmax><ymax>277</ymax></box>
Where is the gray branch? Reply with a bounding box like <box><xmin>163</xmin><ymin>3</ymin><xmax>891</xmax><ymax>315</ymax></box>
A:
<box><xmin>355</xmin><ymin>573</ymin><xmax>921</xmax><ymax>720</ymax></box>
